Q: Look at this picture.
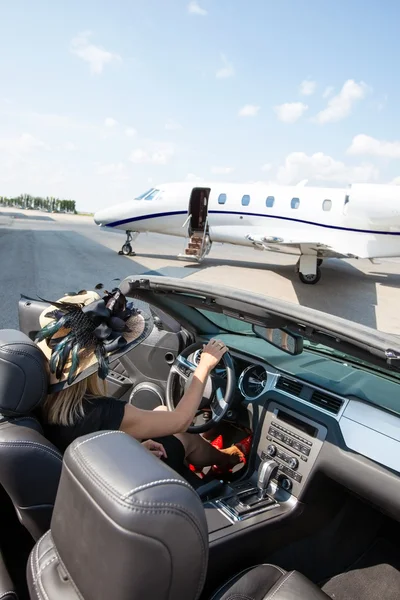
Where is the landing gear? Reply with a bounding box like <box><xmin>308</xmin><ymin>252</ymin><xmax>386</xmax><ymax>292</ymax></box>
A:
<box><xmin>118</xmin><ymin>231</ymin><xmax>137</xmax><ymax>256</ymax></box>
<box><xmin>295</xmin><ymin>256</ymin><xmax>323</xmax><ymax>284</ymax></box>
<box><xmin>299</xmin><ymin>267</ymin><xmax>321</xmax><ymax>284</ymax></box>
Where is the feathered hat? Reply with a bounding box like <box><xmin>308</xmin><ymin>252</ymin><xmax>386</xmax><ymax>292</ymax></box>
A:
<box><xmin>34</xmin><ymin>286</ymin><xmax>153</xmax><ymax>391</ymax></box>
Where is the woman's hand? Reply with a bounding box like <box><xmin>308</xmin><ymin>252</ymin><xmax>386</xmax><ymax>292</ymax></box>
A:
<box><xmin>141</xmin><ymin>439</ymin><xmax>167</xmax><ymax>459</ymax></box>
<box><xmin>199</xmin><ymin>338</ymin><xmax>228</xmax><ymax>372</ymax></box>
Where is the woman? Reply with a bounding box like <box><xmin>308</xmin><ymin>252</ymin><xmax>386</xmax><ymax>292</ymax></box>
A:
<box><xmin>35</xmin><ymin>287</ymin><xmax>246</xmax><ymax>476</ymax></box>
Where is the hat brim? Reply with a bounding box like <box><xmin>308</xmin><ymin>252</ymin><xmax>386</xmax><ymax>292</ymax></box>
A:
<box><xmin>37</xmin><ymin>292</ymin><xmax>154</xmax><ymax>392</ymax></box>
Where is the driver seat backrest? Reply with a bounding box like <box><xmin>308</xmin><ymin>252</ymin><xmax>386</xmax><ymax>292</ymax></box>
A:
<box><xmin>27</xmin><ymin>430</ymin><xmax>209</xmax><ymax>600</ymax></box>
<box><xmin>0</xmin><ymin>330</ymin><xmax>63</xmax><ymax>541</ymax></box>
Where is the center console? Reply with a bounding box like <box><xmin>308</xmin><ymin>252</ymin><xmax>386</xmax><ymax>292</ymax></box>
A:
<box><xmin>205</xmin><ymin>401</ymin><xmax>327</xmax><ymax>540</ymax></box>
<box><xmin>258</xmin><ymin>402</ymin><xmax>327</xmax><ymax>498</ymax></box>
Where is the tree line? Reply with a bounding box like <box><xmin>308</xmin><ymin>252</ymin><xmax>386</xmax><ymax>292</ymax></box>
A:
<box><xmin>0</xmin><ymin>194</ymin><xmax>76</xmax><ymax>213</ymax></box>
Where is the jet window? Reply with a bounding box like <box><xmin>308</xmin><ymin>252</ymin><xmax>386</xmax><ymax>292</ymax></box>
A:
<box><xmin>291</xmin><ymin>197</ymin><xmax>300</xmax><ymax>209</ymax></box>
<box><xmin>266</xmin><ymin>196</ymin><xmax>275</xmax><ymax>208</ymax></box>
<box><xmin>323</xmin><ymin>199</ymin><xmax>332</xmax><ymax>211</ymax></box>
<box><xmin>135</xmin><ymin>188</ymin><xmax>153</xmax><ymax>200</ymax></box>
<box><xmin>143</xmin><ymin>189</ymin><xmax>160</xmax><ymax>201</ymax></box>
<box><xmin>218</xmin><ymin>193</ymin><xmax>227</xmax><ymax>204</ymax></box>
<box><xmin>241</xmin><ymin>194</ymin><xmax>250</xmax><ymax>206</ymax></box>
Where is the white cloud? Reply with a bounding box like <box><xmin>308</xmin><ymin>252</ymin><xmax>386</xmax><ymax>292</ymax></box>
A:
<box><xmin>129</xmin><ymin>141</ymin><xmax>175</xmax><ymax>165</ymax></box>
<box><xmin>261</xmin><ymin>163</ymin><xmax>272</xmax><ymax>172</ymax></box>
<box><xmin>125</xmin><ymin>127</ymin><xmax>137</xmax><ymax>137</ymax></box>
<box><xmin>187</xmin><ymin>1</ymin><xmax>207</xmax><ymax>16</ymax></box>
<box><xmin>299</xmin><ymin>79</ymin><xmax>316</xmax><ymax>96</ymax></box>
<box><xmin>314</xmin><ymin>79</ymin><xmax>369</xmax><ymax>124</ymax></box>
<box><xmin>165</xmin><ymin>119</ymin><xmax>183</xmax><ymax>130</ymax></box>
<box><xmin>186</xmin><ymin>173</ymin><xmax>204</xmax><ymax>182</ymax></box>
<box><xmin>276</xmin><ymin>151</ymin><xmax>379</xmax><ymax>185</ymax></box>
<box><xmin>69</xmin><ymin>31</ymin><xmax>121</xmax><ymax>74</ymax></box>
<box><xmin>274</xmin><ymin>102</ymin><xmax>308</xmax><ymax>123</ymax></box>
<box><xmin>211</xmin><ymin>166</ymin><xmax>234</xmax><ymax>174</ymax></box>
<box><xmin>216</xmin><ymin>54</ymin><xmax>234</xmax><ymax>79</ymax></box>
<box><xmin>238</xmin><ymin>104</ymin><xmax>260</xmax><ymax>117</ymax></box>
<box><xmin>104</xmin><ymin>117</ymin><xmax>117</xmax><ymax>128</ymax></box>
<box><xmin>391</xmin><ymin>177</ymin><xmax>400</xmax><ymax>185</ymax></box>
<box><xmin>347</xmin><ymin>134</ymin><xmax>400</xmax><ymax>158</ymax></box>
<box><xmin>64</xmin><ymin>142</ymin><xmax>76</xmax><ymax>151</ymax></box>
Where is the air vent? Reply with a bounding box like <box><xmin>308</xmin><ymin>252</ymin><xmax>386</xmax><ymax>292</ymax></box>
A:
<box><xmin>275</xmin><ymin>376</ymin><xmax>303</xmax><ymax>397</ymax></box>
<box><xmin>309</xmin><ymin>390</ymin><xmax>343</xmax><ymax>414</ymax></box>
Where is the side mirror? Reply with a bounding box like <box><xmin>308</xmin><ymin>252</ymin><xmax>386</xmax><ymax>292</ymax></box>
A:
<box><xmin>252</xmin><ymin>325</ymin><xmax>303</xmax><ymax>355</ymax></box>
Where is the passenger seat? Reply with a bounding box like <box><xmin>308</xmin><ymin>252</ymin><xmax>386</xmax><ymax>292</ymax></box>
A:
<box><xmin>27</xmin><ymin>431</ymin><xmax>330</xmax><ymax>600</ymax></box>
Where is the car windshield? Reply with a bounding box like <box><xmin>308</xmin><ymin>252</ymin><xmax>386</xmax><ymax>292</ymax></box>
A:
<box><xmin>197</xmin><ymin>308</ymin><xmax>400</xmax><ymax>384</ymax></box>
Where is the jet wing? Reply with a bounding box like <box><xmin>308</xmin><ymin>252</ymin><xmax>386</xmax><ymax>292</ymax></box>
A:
<box><xmin>245</xmin><ymin>232</ymin><xmax>351</xmax><ymax>258</ymax></box>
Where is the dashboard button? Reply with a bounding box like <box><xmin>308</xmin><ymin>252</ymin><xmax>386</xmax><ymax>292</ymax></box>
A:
<box><xmin>267</xmin><ymin>444</ymin><xmax>277</xmax><ymax>457</ymax></box>
<box><xmin>280</xmin><ymin>477</ymin><xmax>292</xmax><ymax>491</ymax></box>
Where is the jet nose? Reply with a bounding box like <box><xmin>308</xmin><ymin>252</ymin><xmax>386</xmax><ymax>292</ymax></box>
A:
<box><xmin>94</xmin><ymin>208</ymin><xmax>111</xmax><ymax>226</ymax></box>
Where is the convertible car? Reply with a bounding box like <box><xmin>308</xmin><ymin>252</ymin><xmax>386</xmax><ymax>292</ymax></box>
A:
<box><xmin>0</xmin><ymin>275</ymin><xmax>400</xmax><ymax>599</ymax></box>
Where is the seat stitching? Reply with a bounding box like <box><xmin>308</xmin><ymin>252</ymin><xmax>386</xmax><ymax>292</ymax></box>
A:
<box><xmin>37</xmin><ymin>556</ymin><xmax>58</xmax><ymax>577</ymax></box>
<box><xmin>75</xmin><ymin>430</ymin><xmax>125</xmax><ymax>449</ymax></box>
<box><xmin>71</xmin><ymin>451</ymin><xmax>208</xmax><ymax>599</ymax></box>
<box><xmin>263</xmin><ymin>571</ymin><xmax>295</xmax><ymax>600</ymax></box>
<box><xmin>122</xmin><ymin>478</ymin><xmax>194</xmax><ymax>498</ymax></box>
<box><xmin>37</xmin><ymin>545</ymin><xmax>53</xmax><ymax>564</ymax></box>
<box><xmin>0</xmin><ymin>592</ymin><xmax>18</xmax><ymax>599</ymax></box>
<box><xmin>73</xmin><ymin>451</ymin><xmax>206</xmax><ymax>527</ymax></box>
<box><xmin>34</xmin><ymin>538</ymin><xmax>51</xmax><ymax>600</ymax></box>
<box><xmin>0</xmin><ymin>441</ymin><xmax>62</xmax><ymax>461</ymax></box>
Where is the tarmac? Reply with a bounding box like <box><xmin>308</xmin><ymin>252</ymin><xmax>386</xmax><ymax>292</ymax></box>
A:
<box><xmin>1</xmin><ymin>206</ymin><xmax>400</xmax><ymax>335</ymax></box>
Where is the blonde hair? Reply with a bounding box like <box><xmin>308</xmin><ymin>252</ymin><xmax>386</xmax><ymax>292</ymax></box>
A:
<box><xmin>43</xmin><ymin>373</ymin><xmax>107</xmax><ymax>426</ymax></box>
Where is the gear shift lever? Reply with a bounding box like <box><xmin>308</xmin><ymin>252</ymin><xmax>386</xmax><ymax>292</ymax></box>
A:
<box><xmin>217</xmin><ymin>458</ymin><xmax>279</xmax><ymax>518</ymax></box>
<box><xmin>257</xmin><ymin>459</ymin><xmax>279</xmax><ymax>499</ymax></box>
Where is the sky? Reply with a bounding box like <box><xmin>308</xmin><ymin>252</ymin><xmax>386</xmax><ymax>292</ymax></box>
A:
<box><xmin>1</xmin><ymin>0</ymin><xmax>400</xmax><ymax>211</ymax></box>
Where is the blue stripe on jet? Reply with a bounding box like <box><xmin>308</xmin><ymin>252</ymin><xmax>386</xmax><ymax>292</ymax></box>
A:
<box><xmin>105</xmin><ymin>209</ymin><xmax>400</xmax><ymax>236</ymax></box>
<box><xmin>105</xmin><ymin>210</ymin><xmax>187</xmax><ymax>228</ymax></box>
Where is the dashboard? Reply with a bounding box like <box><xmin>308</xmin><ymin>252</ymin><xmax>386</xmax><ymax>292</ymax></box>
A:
<box><xmin>191</xmin><ymin>342</ymin><xmax>400</xmax><ymax>522</ymax></box>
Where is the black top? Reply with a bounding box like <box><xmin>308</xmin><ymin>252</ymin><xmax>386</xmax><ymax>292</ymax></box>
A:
<box><xmin>42</xmin><ymin>396</ymin><xmax>125</xmax><ymax>453</ymax></box>
<box><xmin>40</xmin><ymin>396</ymin><xmax>189</xmax><ymax>480</ymax></box>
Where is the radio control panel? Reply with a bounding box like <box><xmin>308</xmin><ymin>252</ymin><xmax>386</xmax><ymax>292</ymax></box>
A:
<box><xmin>258</xmin><ymin>402</ymin><xmax>327</xmax><ymax>498</ymax></box>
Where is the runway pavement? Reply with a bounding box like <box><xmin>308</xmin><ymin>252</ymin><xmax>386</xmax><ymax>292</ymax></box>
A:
<box><xmin>1</xmin><ymin>207</ymin><xmax>400</xmax><ymax>335</ymax></box>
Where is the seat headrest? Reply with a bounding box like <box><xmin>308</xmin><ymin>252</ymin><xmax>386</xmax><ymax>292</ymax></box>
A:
<box><xmin>0</xmin><ymin>329</ymin><xmax>48</xmax><ymax>417</ymax></box>
<box><xmin>51</xmin><ymin>431</ymin><xmax>209</xmax><ymax>600</ymax></box>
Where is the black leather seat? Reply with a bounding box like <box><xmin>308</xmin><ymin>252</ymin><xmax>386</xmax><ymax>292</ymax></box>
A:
<box><xmin>210</xmin><ymin>563</ymin><xmax>329</xmax><ymax>599</ymax></box>
<box><xmin>27</xmin><ymin>431</ymin><xmax>330</xmax><ymax>600</ymax></box>
<box><xmin>0</xmin><ymin>330</ymin><xmax>63</xmax><ymax>541</ymax></box>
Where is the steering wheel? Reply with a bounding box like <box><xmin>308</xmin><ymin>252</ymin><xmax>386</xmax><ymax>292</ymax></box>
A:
<box><xmin>165</xmin><ymin>341</ymin><xmax>236</xmax><ymax>433</ymax></box>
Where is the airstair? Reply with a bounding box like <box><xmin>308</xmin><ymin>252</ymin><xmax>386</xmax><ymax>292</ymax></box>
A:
<box><xmin>178</xmin><ymin>215</ymin><xmax>212</xmax><ymax>262</ymax></box>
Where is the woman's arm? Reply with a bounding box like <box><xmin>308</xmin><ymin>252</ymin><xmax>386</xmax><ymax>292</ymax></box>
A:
<box><xmin>119</xmin><ymin>339</ymin><xmax>227</xmax><ymax>440</ymax></box>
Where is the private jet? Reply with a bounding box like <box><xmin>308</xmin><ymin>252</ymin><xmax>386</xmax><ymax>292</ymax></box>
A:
<box><xmin>93</xmin><ymin>182</ymin><xmax>400</xmax><ymax>284</ymax></box>
<box><xmin>1</xmin><ymin>275</ymin><xmax>400</xmax><ymax>598</ymax></box>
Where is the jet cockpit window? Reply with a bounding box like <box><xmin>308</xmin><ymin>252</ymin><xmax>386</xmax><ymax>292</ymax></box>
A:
<box><xmin>143</xmin><ymin>189</ymin><xmax>160</xmax><ymax>201</ymax></box>
<box><xmin>323</xmin><ymin>199</ymin><xmax>332</xmax><ymax>211</ymax></box>
<box><xmin>135</xmin><ymin>188</ymin><xmax>153</xmax><ymax>200</ymax></box>
<box><xmin>241</xmin><ymin>194</ymin><xmax>250</xmax><ymax>206</ymax></box>
<box><xmin>266</xmin><ymin>196</ymin><xmax>275</xmax><ymax>207</ymax></box>
<box><xmin>218</xmin><ymin>193</ymin><xmax>227</xmax><ymax>204</ymax></box>
<box><xmin>291</xmin><ymin>197</ymin><xmax>300</xmax><ymax>209</ymax></box>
